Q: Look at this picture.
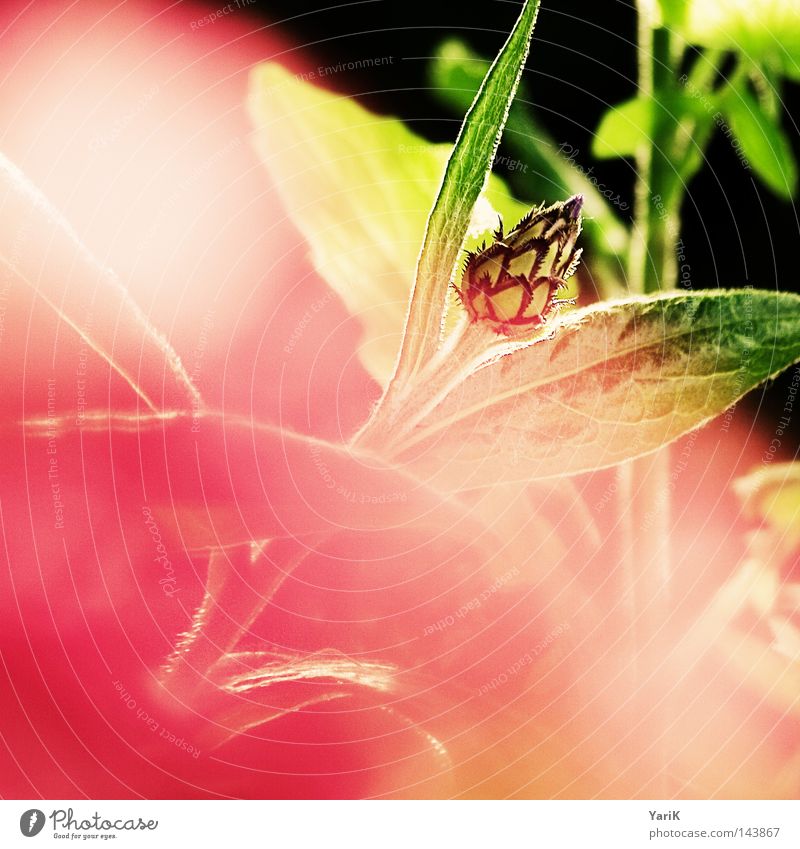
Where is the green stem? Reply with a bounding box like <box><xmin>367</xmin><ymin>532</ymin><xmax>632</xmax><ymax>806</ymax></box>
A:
<box><xmin>625</xmin><ymin>1</ymin><xmax>682</xmax><ymax>793</ymax></box>
<box><xmin>642</xmin><ymin>25</ymin><xmax>680</xmax><ymax>294</ymax></box>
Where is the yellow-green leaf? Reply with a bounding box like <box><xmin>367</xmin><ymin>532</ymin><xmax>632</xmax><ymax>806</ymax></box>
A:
<box><xmin>247</xmin><ymin>64</ymin><xmax>530</xmax><ymax>387</ymax></box>
<box><xmin>720</xmin><ymin>89</ymin><xmax>798</xmax><ymax>199</ymax></box>
<box><xmin>592</xmin><ymin>97</ymin><xmax>654</xmax><ymax>159</ymax></box>
<box><xmin>685</xmin><ymin>0</ymin><xmax>800</xmax><ymax>80</ymax></box>
<box><xmin>657</xmin><ymin>0</ymin><xmax>689</xmax><ymax>28</ymax></box>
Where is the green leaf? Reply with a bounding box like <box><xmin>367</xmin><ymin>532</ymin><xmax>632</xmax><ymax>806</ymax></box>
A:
<box><xmin>429</xmin><ymin>38</ymin><xmax>630</xmax><ymax>284</ymax></box>
<box><xmin>247</xmin><ymin>64</ymin><xmax>530</xmax><ymax>386</ymax></box>
<box><xmin>392</xmin><ymin>0</ymin><xmax>541</xmax><ymax>391</ymax></box>
<box><xmin>656</xmin><ymin>0</ymin><xmax>689</xmax><ymax>28</ymax></box>
<box><xmin>785</xmin><ymin>60</ymin><xmax>800</xmax><ymax>83</ymax></box>
<box><xmin>593</xmin><ymin>87</ymin><xmax>720</xmax><ymax>187</ymax></box>
<box><xmin>389</xmin><ymin>290</ymin><xmax>800</xmax><ymax>490</ymax></box>
<box><xmin>592</xmin><ymin>97</ymin><xmax>654</xmax><ymax>159</ymax></box>
<box><xmin>685</xmin><ymin>0</ymin><xmax>800</xmax><ymax>80</ymax></box>
<box><xmin>720</xmin><ymin>89</ymin><xmax>798</xmax><ymax>199</ymax></box>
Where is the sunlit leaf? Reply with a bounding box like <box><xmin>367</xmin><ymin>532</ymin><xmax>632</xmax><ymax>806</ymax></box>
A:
<box><xmin>685</xmin><ymin>0</ymin><xmax>800</xmax><ymax>80</ymax></box>
<box><xmin>248</xmin><ymin>65</ymin><xmax>530</xmax><ymax>387</ymax></box>
<box><xmin>593</xmin><ymin>90</ymin><xmax>713</xmax><ymax>165</ymax></box>
<box><xmin>719</xmin><ymin>89</ymin><xmax>798</xmax><ymax>198</ymax></box>
<box><xmin>592</xmin><ymin>97</ymin><xmax>654</xmax><ymax>159</ymax></box>
<box><xmin>390</xmin><ymin>290</ymin><xmax>800</xmax><ymax>489</ymax></box>
<box><xmin>656</xmin><ymin>0</ymin><xmax>688</xmax><ymax>28</ymax></box>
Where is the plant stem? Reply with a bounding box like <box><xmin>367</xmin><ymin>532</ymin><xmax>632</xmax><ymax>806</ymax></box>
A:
<box><xmin>640</xmin><ymin>25</ymin><xmax>680</xmax><ymax>294</ymax></box>
<box><xmin>352</xmin><ymin>319</ymin><xmax>501</xmax><ymax>453</ymax></box>
<box><xmin>625</xmin><ymin>0</ymin><xmax>682</xmax><ymax>794</ymax></box>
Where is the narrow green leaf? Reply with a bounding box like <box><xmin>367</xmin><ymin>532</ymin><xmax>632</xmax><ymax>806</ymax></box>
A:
<box><xmin>594</xmin><ymin>88</ymin><xmax>716</xmax><ymax>183</ymax></box>
<box><xmin>720</xmin><ymin>89</ymin><xmax>798</xmax><ymax>199</ymax></box>
<box><xmin>592</xmin><ymin>96</ymin><xmax>653</xmax><ymax>159</ymax></box>
<box><xmin>390</xmin><ymin>290</ymin><xmax>800</xmax><ymax>489</ymax></box>
<box><xmin>247</xmin><ymin>64</ymin><xmax>530</xmax><ymax>386</ymax></box>
<box><xmin>685</xmin><ymin>0</ymin><xmax>800</xmax><ymax>80</ymax></box>
<box><xmin>392</xmin><ymin>0</ymin><xmax>541</xmax><ymax>390</ymax></box>
<box><xmin>429</xmin><ymin>38</ymin><xmax>630</xmax><ymax>280</ymax></box>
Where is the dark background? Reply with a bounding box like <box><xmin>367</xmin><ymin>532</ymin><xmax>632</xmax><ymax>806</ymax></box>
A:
<box><xmin>245</xmin><ymin>0</ymin><xmax>800</xmax><ymax>452</ymax></box>
<box><xmin>243</xmin><ymin>0</ymin><xmax>800</xmax><ymax>286</ymax></box>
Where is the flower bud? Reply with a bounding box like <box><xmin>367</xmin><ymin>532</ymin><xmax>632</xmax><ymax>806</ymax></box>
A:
<box><xmin>457</xmin><ymin>194</ymin><xmax>583</xmax><ymax>334</ymax></box>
